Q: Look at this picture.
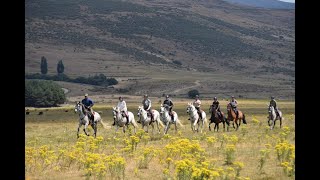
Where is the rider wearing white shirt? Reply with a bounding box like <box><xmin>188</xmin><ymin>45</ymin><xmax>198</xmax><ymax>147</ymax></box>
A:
<box><xmin>189</xmin><ymin>95</ymin><xmax>202</xmax><ymax>120</ymax></box>
<box><xmin>112</xmin><ymin>96</ymin><xmax>129</xmax><ymax>126</ymax></box>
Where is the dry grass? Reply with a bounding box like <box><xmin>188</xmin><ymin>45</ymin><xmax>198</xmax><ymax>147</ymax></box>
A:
<box><xmin>26</xmin><ymin>99</ymin><xmax>294</xmax><ymax>179</ymax></box>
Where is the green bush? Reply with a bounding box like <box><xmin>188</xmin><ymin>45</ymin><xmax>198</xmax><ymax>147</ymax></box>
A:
<box><xmin>187</xmin><ymin>90</ymin><xmax>200</xmax><ymax>98</ymax></box>
<box><xmin>25</xmin><ymin>80</ymin><xmax>66</xmax><ymax>107</ymax></box>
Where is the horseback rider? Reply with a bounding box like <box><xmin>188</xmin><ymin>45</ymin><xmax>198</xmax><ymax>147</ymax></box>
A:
<box><xmin>142</xmin><ymin>94</ymin><xmax>154</xmax><ymax>122</ymax></box>
<box><xmin>229</xmin><ymin>96</ymin><xmax>239</xmax><ymax>119</ymax></box>
<box><xmin>112</xmin><ymin>96</ymin><xmax>129</xmax><ymax>126</ymax></box>
<box><xmin>269</xmin><ymin>96</ymin><xmax>280</xmax><ymax>116</ymax></box>
<box><xmin>81</xmin><ymin>93</ymin><xmax>94</xmax><ymax>123</ymax></box>
<box><xmin>211</xmin><ymin>97</ymin><xmax>222</xmax><ymax>119</ymax></box>
<box><xmin>193</xmin><ymin>95</ymin><xmax>202</xmax><ymax>120</ymax></box>
<box><xmin>163</xmin><ymin>95</ymin><xmax>174</xmax><ymax>121</ymax></box>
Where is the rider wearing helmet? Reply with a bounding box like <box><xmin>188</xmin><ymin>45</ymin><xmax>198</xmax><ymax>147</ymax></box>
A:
<box><xmin>269</xmin><ymin>96</ymin><xmax>280</xmax><ymax>116</ymax></box>
<box><xmin>229</xmin><ymin>95</ymin><xmax>238</xmax><ymax>119</ymax></box>
<box><xmin>211</xmin><ymin>97</ymin><xmax>222</xmax><ymax>118</ymax></box>
<box><xmin>163</xmin><ymin>95</ymin><xmax>174</xmax><ymax>121</ymax></box>
<box><xmin>193</xmin><ymin>95</ymin><xmax>202</xmax><ymax>119</ymax></box>
<box><xmin>142</xmin><ymin>94</ymin><xmax>154</xmax><ymax>122</ymax></box>
<box><xmin>81</xmin><ymin>93</ymin><xmax>94</xmax><ymax>123</ymax></box>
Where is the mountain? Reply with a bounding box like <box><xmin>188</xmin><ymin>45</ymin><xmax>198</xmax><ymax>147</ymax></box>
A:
<box><xmin>223</xmin><ymin>0</ymin><xmax>295</xmax><ymax>9</ymax></box>
<box><xmin>25</xmin><ymin>0</ymin><xmax>295</xmax><ymax>99</ymax></box>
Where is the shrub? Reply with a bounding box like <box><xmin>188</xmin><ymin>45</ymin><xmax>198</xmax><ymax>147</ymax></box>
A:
<box><xmin>187</xmin><ymin>90</ymin><xmax>200</xmax><ymax>98</ymax></box>
<box><xmin>25</xmin><ymin>80</ymin><xmax>66</xmax><ymax>107</ymax></box>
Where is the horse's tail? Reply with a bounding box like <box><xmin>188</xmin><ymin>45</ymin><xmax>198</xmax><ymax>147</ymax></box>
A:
<box><xmin>176</xmin><ymin>118</ymin><xmax>184</xmax><ymax>127</ymax></box>
<box><xmin>100</xmin><ymin>118</ymin><xmax>108</xmax><ymax>129</ymax></box>
<box><xmin>157</xmin><ymin>116</ymin><xmax>165</xmax><ymax>128</ymax></box>
<box><xmin>225</xmin><ymin>116</ymin><xmax>230</xmax><ymax>126</ymax></box>
<box><xmin>242</xmin><ymin>114</ymin><xmax>247</xmax><ymax>124</ymax></box>
<box><xmin>131</xmin><ymin>118</ymin><xmax>139</xmax><ymax>128</ymax></box>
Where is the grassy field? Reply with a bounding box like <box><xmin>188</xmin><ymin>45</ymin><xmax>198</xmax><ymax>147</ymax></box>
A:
<box><xmin>25</xmin><ymin>99</ymin><xmax>295</xmax><ymax>179</ymax></box>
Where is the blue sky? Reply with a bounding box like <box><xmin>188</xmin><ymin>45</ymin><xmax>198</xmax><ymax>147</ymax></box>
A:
<box><xmin>278</xmin><ymin>0</ymin><xmax>295</xmax><ymax>3</ymax></box>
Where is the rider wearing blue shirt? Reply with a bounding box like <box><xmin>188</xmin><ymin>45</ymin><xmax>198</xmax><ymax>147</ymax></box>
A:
<box><xmin>81</xmin><ymin>94</ymin><xmax>94</xmax><ymax>121</ymax></box>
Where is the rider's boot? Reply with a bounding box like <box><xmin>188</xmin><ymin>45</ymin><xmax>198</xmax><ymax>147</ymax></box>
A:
<box><xmin>125</xmin><ymin>116</ymin><xmax>129</xmax><ymax>125</ymax></box>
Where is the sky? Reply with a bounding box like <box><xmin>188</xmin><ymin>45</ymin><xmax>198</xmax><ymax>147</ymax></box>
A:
<box><xmin>278</xmin><ymin>0</ymin><xmax>295</xmax><ymax>3</ymax></box>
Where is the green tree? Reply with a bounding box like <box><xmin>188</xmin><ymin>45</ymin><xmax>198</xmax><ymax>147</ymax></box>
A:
<box><xmin>40</xmin><ymin>56</ymin><xmax>48</xmax><ymax>74</ymax></box>
<box><xmin>25</xmin><ymin>80</ymin><xmax>66</xmax><ymax>107</ymax></box>
<box><xmin>57</xmin><ymin>60</ymin><xmax>64</xmax><ymax>74</ymax></box>
<box><xmin>187</xmin><ymin>89</ymin><xmax>200</xmax><ymax>98</ymax></box>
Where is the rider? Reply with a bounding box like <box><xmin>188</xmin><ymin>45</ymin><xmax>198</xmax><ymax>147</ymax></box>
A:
<box><xmin>112</xmin><ymin>96</ymin><xmax>129</xmax><ymax>126</ymax></box>
<box><xmin>229</xmin><ymin>96</ymin><xmax>238</xmax><ymax>119</ymax></box>
<box><xmin>142</xmin><ymin>94</ymin><xmax>153</xmax><ymax>122</ymax></box>
<box><xmin>211</xmin><ymin>97</ymin><xmax>222</xmax><ymax>119</ymax></box>
<box><xmin>81</xmin><ymin>93</ymin><xmax>94</xmax><ymax>123</ymax></box>
<box><xmin>269</xmin><ymin>96</ymin><xmax>280</xmax><ymax>116</ymax></box>
<box><xmin>193</xmin><ymin>95</ymin><xmax>202</xmax><ymax>120</ymax></box>
<box><xmin>163</xmin><ymin>95</ymin><xmax>174</xmax><ymax>121</ymax></box>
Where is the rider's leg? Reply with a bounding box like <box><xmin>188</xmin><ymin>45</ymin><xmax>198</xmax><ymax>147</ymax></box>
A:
<box><xmin>125</xmin><ymin>111</ymin><xmax>129</xmax><ymax>125</ymax></box>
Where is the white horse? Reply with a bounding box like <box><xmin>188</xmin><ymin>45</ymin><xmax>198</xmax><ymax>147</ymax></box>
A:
<box><xmin>186</xmin><ymin>103</ymin><xmax>207</xmax><ymax>133</ymax></box>
<box><xmin>112</xmin><ymin>107</ymin><xmax>139</xmax><ymax>134</ymax></box>
<box><xmin>74</xmin><ymin>102</ymin><xmax>102</xmax><ymax>138</ymax></box>
<box><xmin>268</xmin><ymin>106</ymin><xmax>283</xmax><ymax>130</ymax></box>
<box><xmin>159</xmin><ymin>104</ymin><xmax>184</xmax><ymax>134</ymax></box>
<box><xmin>137</xmin><ymin>106</ymin><xmax>164</xmax><ymax>134</ymax></box>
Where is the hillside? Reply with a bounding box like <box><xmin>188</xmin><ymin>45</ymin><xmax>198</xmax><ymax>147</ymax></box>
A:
<box><xmin>223</xmin><ymin>0</ymin><xmax>295</xmax><ymax>9</ymax></box>
<box><xmin>25</xmin><ymin>0</ymin><xmax>295</xmax><ymax>99</ymax></box>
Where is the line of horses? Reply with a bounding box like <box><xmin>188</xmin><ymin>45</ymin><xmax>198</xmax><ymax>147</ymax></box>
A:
<box><xmin>74</xmin><ymin>102</ymin><xmax>282</xmax><ymax>138</ymax></box>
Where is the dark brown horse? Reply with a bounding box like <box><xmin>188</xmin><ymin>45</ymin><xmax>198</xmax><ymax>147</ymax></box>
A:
<box><xmin>226</xmin><ymin>103</ymin><xmax>246</xmax><ymax>131</ymax></box>
<box><xmin>208</xmin><ymin>105</ymin><xmax>228</xmax><ymax>132</ymax></box>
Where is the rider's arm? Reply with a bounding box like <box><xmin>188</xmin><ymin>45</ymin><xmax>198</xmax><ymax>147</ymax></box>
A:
<box><xmin>123</xmin><ymin>101</ymin><xmax>127</xmax><ymax>112</ymax></box>
<box><xmin>147</xmin><ymin>100</ymin><xmax>151</xmax><ymax>110</ymax></box>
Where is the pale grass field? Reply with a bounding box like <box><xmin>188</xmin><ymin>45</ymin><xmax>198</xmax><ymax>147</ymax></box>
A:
<box><xmin>26</xmin><ymin>99</ymin><xmax>294</xmax><ymax>180</ymax></box>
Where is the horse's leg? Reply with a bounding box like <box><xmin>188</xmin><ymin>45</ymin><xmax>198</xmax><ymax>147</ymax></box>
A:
<box><xmin>156</xmin><ymin>120</ymin><xmax>161</xmax><ymax>134</ymax></box>
<box><xmin>77</xmin><ymin>123</ymin><xmax>81</xmax><ymax>138</ymax></box>
<box><xmin>91</xmin><ymin>123</ymin><xmax>96</xmax><ymax>138</ymax></box>
<box><xmin>83</xmin><ymin>122</ymin><xmax>89</xmax><ymax>136</ymax></box>
<box><xmin>209</xmin><ymin>121</ymin><xmax>212</xmax><ymax>131</ymax></box>
<box><xmin>164</xmin><ymin>122</ymin><xmax>169</xmax><ymax>134</ymax></box>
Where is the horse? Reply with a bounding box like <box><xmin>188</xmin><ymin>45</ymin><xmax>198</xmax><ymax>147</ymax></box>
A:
<box><xmin>137</xmin><ymin>106</ymin><xmax>164</xmax><ymax>134</ymax></box>
<box><xmin>159</xmin><ymin>104</ymin><xmax>184</xmax><ymax>134</ymax></box>
<box><xmin>112</xmin><ymin>107</ymin><xmax>139</xmax><ymax>134</ymax></box>
<box><xmin>186</xmin><ymin>103</ymin><xmax>207</xmax><ymax>133</ymax></box>
<box><xmin>268</xmin><ymin>106</ymin><xmax>282</xmax><ymax>130</ymax></box>
<box><xmin>74</xmin><ymin>102</ymin><xmax>102</xmax><ymax>138</ymax></box>
<box><xmin>208</xmin><ymin>105</ymin><xmax>228</xmax><ymax>132</ymax></box>
<box><xmin>226</xmin><ymin>103</ymin><xmax>246</xmax><ymax>131</ymax></box>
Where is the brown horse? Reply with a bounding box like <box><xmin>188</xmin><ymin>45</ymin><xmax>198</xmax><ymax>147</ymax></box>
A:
<box><xmin>208</xmin><ymin>105</ymin><xmax>228</xmax><ymax>132</ymax></box>
<box><xmin>226</xmin><ymin>103</ymin><xmax>246</xmax><ymax>131</ymax></box>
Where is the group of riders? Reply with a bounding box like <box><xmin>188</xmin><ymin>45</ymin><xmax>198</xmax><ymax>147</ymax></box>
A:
<box><xmin>80</xmin><ymin>93</ymin><xmax>280</xmax><ymax>125</ymax></box>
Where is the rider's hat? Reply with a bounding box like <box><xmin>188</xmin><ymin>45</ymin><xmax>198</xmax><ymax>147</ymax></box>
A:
<box><xmin>213</xmin><ymin>97</ymin><xmax>217</xmax><ymax>100</ymax></box>
<box><xmin>231</xmin><ymin>95</ymin><xmax>235</xmax><ymax>98</ymax></box>
<box><xmin>271</xmin><ymin>96</ymin><xmax>275</xmax><ymax>99</ymax></box>
<box><xmin>119</xmin><ymin>96</ymin><xmax>123</xmax><ymax>100</ymax></box>
<box><xmin>166</xmin><ymin>95</ymin><xmax>169</xmax><ymax>98</ymax></box>
<box><xmin>195</xmin><ymin>95</ymin><xmax>199</xmax><ymax>98</ymax></box>
<box><xmin>144</xmin><ymin>94</ymin><xmax>148</xmax><ymax>97</ymax></box>
<box><xmin>84</xmin><ymin>93</ymin><xmax>88</xmax><ymax>97</ymax></box>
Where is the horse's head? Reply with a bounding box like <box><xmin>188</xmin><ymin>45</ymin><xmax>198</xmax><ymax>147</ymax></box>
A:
<box><xmin>160</xmin><ymin>104</ymin><xmax>165</xmax><ymax>114</ymax></box>
<box><xmin>268</xmin><ymin>106</ymin><xmax>274</xmax><ymax>113</ymax></box>
<box><xmin>209</xmin><ymin>105</ymin><xmax>216</xmax><ymax>113</ymax></box>
<box><xmin>226</xmin><ymin>103</ymin><xmax>231</xmax><ymax>111</ymax></box>
<box><xmin>112</xmin><ymin>107</ymin><xmax>120</xmax><ymax>118</ymax></box>
<box><xmin>186</xmin><ymin>103</ymin><xmax>194</xmax><ymax>114</ymax></box>
<box><xmin>74</xmin><ymin>101</ymin><xmax>82</xmax><ymax>113</ymax></box>
<box><xmin>137</xmin><ymin>106</ymin><xmax>143</xmax><ymax>117</ymax></box>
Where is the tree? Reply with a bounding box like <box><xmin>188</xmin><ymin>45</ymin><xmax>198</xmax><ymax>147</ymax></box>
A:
<box><xmin>187</xmin><ymin>89</ymin><xmax>200</xmax><ymax>98</ymax></box>
<box><xmin>25</xmin><ymin>80</ymin><xmax>66</xmax><ymax>107</ymax></box>
<box><xmin>40</xmin><ymin>56</ymin><xmax>48</xmax><ymax>74</ymax></box>
<box><xmin>57</xmin><ymin>60</ymin><xmax>64</xmax><ymax>74</ymax></box>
